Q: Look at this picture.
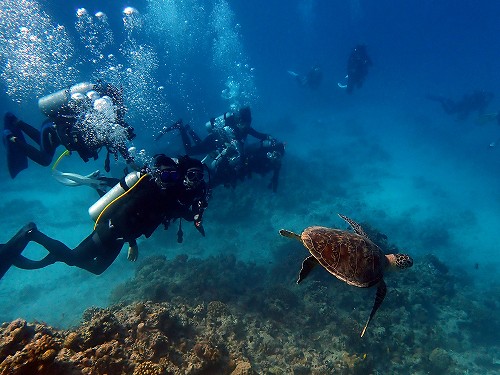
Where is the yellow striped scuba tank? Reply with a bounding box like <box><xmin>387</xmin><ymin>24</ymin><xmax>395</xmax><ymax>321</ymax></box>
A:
<box><xmin>88</xmin><ymin>171</ymin><xmax>146</xmax><ymax>228</ymax></box>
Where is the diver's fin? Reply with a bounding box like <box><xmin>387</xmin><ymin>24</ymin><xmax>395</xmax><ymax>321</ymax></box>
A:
<box><xmin>0</xmin><ymin>244</ymin><xmax>11</xmax><ymax>280</ymax></box>
<box><xmin>337</xmin><ymin>74</ymin><xmax>349</xmax><ymax>89</ymax></box>
<box><xmin>3</xmin><ymin>113</ymin><xmax>28</xmax><ymax>179</ymax></box>
<box><xmin>0</xmin><ymin>222</ymin><xmax>36</xmax><ymax>279</ymax></box>
<box><xmin>489</xmin><ymin>138</ymin><xmax>499</xmax><ymax>148</ymax></box>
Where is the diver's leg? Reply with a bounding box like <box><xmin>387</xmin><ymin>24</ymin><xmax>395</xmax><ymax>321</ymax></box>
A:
<box><xmin>179</xmin><ymin>125</ymin><xmax>194</xmax><ymax>153</ymax></box>
<box><xmin>28</xmin><ymin>229</ymin><xmax>75</xmax><ymax>265</ymax></box>
<box><xmin>69</xmin><ymin>225</ymin><xmax>125</xmax><ymax>275</ymax></box>
<box><xmin>270</xmin><ymin>166</ymin><xmax>281</xmax><ymax>193</ymax></box>
<box><xmin>13</xmin><ymin>254</ymin><xmax>56</xmax><ymax>269</ymax></box>
<box><xmin>192</xmin><ymin>134</ymin><xmax>217</xmax><ymax>155</ymax></box>
<box><xmin>14</xmin><ymin>119</ymin><xmax>58</xmax><ymax>166</ymax></box>
<box><xmin>0</xmin><ymin>222</ymin><xmax>37</xmax><ymax>279</ymax></box>
<box><xmin>29</xmin><ymin>224</ymin><xmax>125</xmax><ymax>275</ymax></box>
<box><xmin>9</xmin><ymin>136</ymin><xmax>53</xmax><ymax>166</ymax></box>
<box><xmin>6</xmin><ymin>118</ymin><xmax>55</xmax><ymax>166</ymax></box>
<box><xmin>78</xmin><ymin>235</ymin><xmax>124</xmax><ymax>275</ymax></box>
<box><xmin>185</xmin><ymin>124</ymin><xmax>202</xmax><ymax>145</ymax></box>
<box><xmin>15</xmin><ymin>118</ymin><xmax>42</xmax><ymax>144</ymax></box>
<box><xmin>346</xmin><ymin>80</ymin><xmax>354</xmax><ymax>94</ymax></box>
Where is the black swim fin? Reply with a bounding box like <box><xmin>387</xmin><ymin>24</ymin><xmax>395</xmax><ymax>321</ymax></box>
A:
<box><xmin>0</xmin><ymin>244</ymin><xmax>10</xmax><ymax>280</ymax></box>
<box><xmin>0</xmin><ymin>222</ymin><xmax>36</xmax><ymax>280</ymax></box>
<box><xmin>3</xmin><ymin>113</ymin><xmax>28</xmax><ymax>178</ymax></box>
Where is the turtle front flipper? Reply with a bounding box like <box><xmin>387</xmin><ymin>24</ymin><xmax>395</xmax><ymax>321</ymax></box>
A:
<box><xmin>360</xmin><ymin>279</ymin><xmax>387</xmax><ymax>337</ymax></box>
<box><xmin>297</xmin><ymin>255</ymin><xmax>319</xmax><ymax>284</ymax></box>
<box><xmin>279</xmin><ymin>229</ymin><xmax>302</xmax><ymax>242</ymax></box>
<box><xmin>338</xmin><ymin>214</ymin><xmax>368</xmax><ymax>238</ymax></box>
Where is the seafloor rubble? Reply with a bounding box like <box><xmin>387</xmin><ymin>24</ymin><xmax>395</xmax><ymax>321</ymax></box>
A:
<box><xmin>1</xmin><ymin>230</ymin><xmax>499</xmax><ymax>374</ymax></box>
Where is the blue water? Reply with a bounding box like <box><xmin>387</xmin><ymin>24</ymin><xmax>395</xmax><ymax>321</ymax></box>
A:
<box><xmin>0</xmin><ymin>0</ymin><xmax>499</xmax><ymax>370</ymax></box>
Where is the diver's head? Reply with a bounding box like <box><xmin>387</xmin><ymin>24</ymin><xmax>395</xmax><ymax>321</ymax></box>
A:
<box><xmin>266</xmin><ymin>142</ymin><xmax>285</xmax><ymax>163</ymax></box>
<box><xmin>179</xmin><ymin>156</ymin><xmax>205</xmax><ymax>189</ymax></box>
<box><xmin>153</xmin><ymin>154</ymin><xmax>180</xmax><ymax>189</ymax></box>
<box><xmin>236</xmin><ymin>106</ymin><xmax>252</xmax><ymax>130</ymax></box>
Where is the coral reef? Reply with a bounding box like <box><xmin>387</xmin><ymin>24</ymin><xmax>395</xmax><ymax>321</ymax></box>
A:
<box><xmin>1</xmin><ymin>230</ymin><xmax>499</xmax><ymax>374</ymax></box>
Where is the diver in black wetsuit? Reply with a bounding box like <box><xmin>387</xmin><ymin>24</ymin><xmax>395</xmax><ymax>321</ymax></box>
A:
<box><xmin>288</xmin><ymin>65</ymin><xmax>323</xmax><ymax>90</ymax></box>
<box><xmin>242</xmin><ymin>139</ymin><xmax>286</xmax><ymax>193</ymax></box>
<box><xmin>156</xmin><ymin>106</ymin><xmax>276</xmax><ymax>188</ymax></box>
<box><xmin>339</xmin><ymin>44</ymin><xmax>372</xmax><ymax>94</ymax></box>
<box><xmin>3</xmin><ymin>80</ymin><xmax>136</xmax><ymax>178</ymax></box>
<box><xmin>156</xmin><ymin>106</ymin><xmax>271</xmax><ymax>155</ymax></box>
<box><xmin>426</xmin><ymin>90</ymin><xmax>494</xmax><ymax>120</ymax></box>
<box><xmin>0</xmin><ymin>155</ymin><xmax>209</xmax><ymax>279</ymax></box>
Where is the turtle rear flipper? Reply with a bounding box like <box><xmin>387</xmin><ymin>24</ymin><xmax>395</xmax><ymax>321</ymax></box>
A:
<box><xmin>279</xmin><ymin>229</ymin><xmax>302</xmax><ymax>242</ymax></box>
<box><xmin>297</xmin><ymin>255</ymin><xmax>319</xmax><ymax>284</ymax></box>
<box><xmin>361</xmin><ymin>279</ymin><xmax>387</xmax><ymax>337</ymax></box>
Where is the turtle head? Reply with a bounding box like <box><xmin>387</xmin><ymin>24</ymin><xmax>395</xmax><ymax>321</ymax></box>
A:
<box><xmin>386</xmin><ymin>254</ymin><xmax>413</xmax><ymax>270</ymax></box>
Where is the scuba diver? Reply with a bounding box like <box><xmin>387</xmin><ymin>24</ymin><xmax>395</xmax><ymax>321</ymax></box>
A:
<box><xmin>241</xmin><ymin>139</ymin><xmax>286</xmax><ymax>193</ymax></box>
<box><xmin>3</xmin><ymin>80</ymin><xmax>137</xmax><ymax>179</ymax></box>
<box><xmin>426</xmin><ymin>90</ymin><xmax>494</xmax><ymax>120</ymax></box>
<box><xmin>287</xmin><ymin>65</ymin><xmax>323</xmax><ymax>90</ymax></box>
<box><xmin>0</xmin><ymin>154</ymin><xmax>209</xmax><ymax>279</ymax></box>
<box><xmin>338</xmin><ymin>44</ymin><xmax>372</xmax><ymax>94</ymax></box>
<box><xmin>155</xmin><ymin>106</ymin><xmax>276</xmax><ymax>188</ymax></box>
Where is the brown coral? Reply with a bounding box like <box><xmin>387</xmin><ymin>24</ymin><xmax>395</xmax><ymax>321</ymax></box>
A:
<box><xmin>133</xmin><ymin>361</ymin><xmax>162</xmax><ymax>375</ymax></box>
<box><xmin>0</xmin><ymin>324</ymin><xmax>65</xmax><ymax>375</ymax></box>
<box><xmin>1</xmin><ymin>248</ymin><xmax>496</xmax><ymax>375</ymax></box>
<box><xmin>62</xmin><ymin>332</ymin><xmax>81</xmax><ymax>350</ymax></box>
<box><xmin>193</xmin><ymin>340</ymin><xmax>221</xmax><ymax>363</ymax></box>
<box><xmin>230</xmin><ymin>360</ymin><xmax>256</xmax><ymax>375</ymax></box>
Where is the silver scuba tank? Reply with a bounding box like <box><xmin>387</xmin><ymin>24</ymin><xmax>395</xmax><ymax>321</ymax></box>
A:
<box><xmin>202</xmin><ymin>152</ymin><xmax>219</xmax><ymax>172</ymax></box>
<box><xmin>38</xmin><ymin>82</ymin><xmax>95</xmax><ymax>118</ymax></box>
<box><xmin>88</xmin><ymin>171</ymin><xmax>141</xmax><ymax>222</ymax></box>
<box><xmin>205</xmin><ymin>115</ymin><xmax>225</xmax><ymax>132</ymax></box>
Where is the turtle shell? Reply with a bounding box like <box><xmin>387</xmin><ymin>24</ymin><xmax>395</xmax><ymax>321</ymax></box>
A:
<box><xmin>301</xmin><ymin>226</ymin><xmax>386</xmax><ymax>288</ymax></box>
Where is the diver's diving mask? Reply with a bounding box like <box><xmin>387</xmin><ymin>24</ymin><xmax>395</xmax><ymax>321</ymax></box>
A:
<box><xmin>184</xmin><ymin>167</ymin><xmax>204</xmax><ymax>189</ymax></box>
<box><xmin>266</xmin><ymin>151</ymin><xmax>282</xmax><ymax>161</ymax></box>
<box><xmin>155</xmin><ymin>167</ymin><xmax>180</xmax><ymax>189</ymax></box>
<box><xmin>160</xmin><ymin>169</ymin><xmax>180</xmax><ymax>183</ymax></box>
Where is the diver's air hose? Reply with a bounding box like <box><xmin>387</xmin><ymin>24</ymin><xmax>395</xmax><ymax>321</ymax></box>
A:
<box><xmin>92</xmin><ymin>173</ymin><xmax>148</xmax><ymax>230</ymax></box>
<box><xmin>51</xmin><ymin>149</ymin><xmax>71</xmax><ymax>171</ymax></box>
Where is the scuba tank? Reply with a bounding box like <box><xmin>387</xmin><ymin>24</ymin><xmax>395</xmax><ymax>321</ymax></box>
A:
<box><xmin>38</xmin><ymin>82</ymin><xmax>95</xmax><ymax>118</ymax></box>
<box><xmin>201</xmin><ymin>152</ymin><xmax>219</xmax><ymax>172</ymax></box>
<box><xmin>205</xmin><ymin>114</ymin><xmax>225</xmax><ymax>132</ymax></box>
<box><xmin>88</xmin><ymin>171</ymin><xmax>141</xmax><ymax>222</ymax></box>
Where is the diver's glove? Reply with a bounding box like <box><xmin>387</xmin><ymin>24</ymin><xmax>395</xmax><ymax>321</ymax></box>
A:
<box><xmin>194</xmin><ymin>214</ymin><xmax>206</xmax><ymax>237</ymax></box>
<box><xmin>127</xmin><ymin>242</ymin><xmax>138</xmax><ymax>262</ymax></box>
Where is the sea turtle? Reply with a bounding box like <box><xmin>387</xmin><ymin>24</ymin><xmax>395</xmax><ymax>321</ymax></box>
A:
<box><xmin>279</xmin><ymin>214</ymin><xmax>413</xmax><ymax>337</ymax></box>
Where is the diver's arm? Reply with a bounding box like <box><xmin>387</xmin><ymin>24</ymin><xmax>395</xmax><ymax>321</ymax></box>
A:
<box><xmin>247</xmin><ymin>127</ymin><xmax>269</xmax><ymax>141</ymax></box>
<box><xmin>117</xmin><ymin>144</ymin><xmax>140</xmax><ymax>171</ymax></box>
<box><xmin>270</xmin><ymin>165</ymin><xmax>281</xmax><ymax>193</ymax></box>
<box><xmin>127</xmin><ymin>239</ymin><xmax>138</xmax><ymax>262</ymax></box>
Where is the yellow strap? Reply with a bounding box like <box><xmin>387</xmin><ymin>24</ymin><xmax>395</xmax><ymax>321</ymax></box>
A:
<box><xmin>93</xmin><ymin>174</ymin><xmax>149</xmax><ymax>230</ymax></box>
<box><xmin>51</xmin><ymin>149</ymin><xmax>71</xmax><ymax>171</ymax></box>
